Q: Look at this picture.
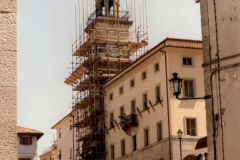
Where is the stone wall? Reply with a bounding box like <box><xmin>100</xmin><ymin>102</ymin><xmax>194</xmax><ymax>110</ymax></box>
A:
<box><xmin>199</xmin><ymin>0</ymin><xmax>214</xmax><ymax>159</ymax></box>
<box><xmin>200</xmin><ymin>0</ymin><xmax>240</xmax><ymax>159</ymax></box>
<box><xmin>0</xmin><ymin>0</ymin><xmax>17</xmax><ymax>159</ymax></box>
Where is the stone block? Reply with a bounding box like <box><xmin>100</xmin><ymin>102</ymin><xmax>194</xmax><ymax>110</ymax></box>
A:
<box><xmin>0</xmin><ymin>12</ymin><xmax>17</xmax><ymax>51</ymax></box>
<box><xmin>0</xmin><ymin>87</ymin><xmax>17</xmax><ymax>159</ymax></box>
<box><xmin>0</xmin><ymin>51</ymin><xmax>17</xmax><ymax>86</ymax></box>
<box><xmin>0</xmin><ymin>0</ymin><xmax>17</xmax><ymax>13</ymax></box>
<box><xmin>0</xmin><ymin>87</ymin><xmax>17</xmax><ymax>120</ymax></box>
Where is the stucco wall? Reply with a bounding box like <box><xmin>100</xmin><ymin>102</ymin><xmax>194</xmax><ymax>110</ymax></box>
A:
<box><xmin>0</xmin><ymin>0</ymin><xmax>17</xmax><ymax>159</ymax></box>
<box><xmin>39</xmin><ymin>150</ymin><xmax>52</xmax><ymax>160</ymax></box>
<box><xmin>165</xmin><ymin>48</ymin><xmax>207</xmax><ymax>138</ymax></box>
<box><xmin>104</xmin><ymin>43</ymin><xmax>207</xmax><ymax>160</ymax></box>
<box><xmin>53</xmin><ymin>116</ymin><xmax>74</xmax><ymax>160</ymax></box>
<box><xmin>200</xmin><ymin>0</ymin><xmax>240</xmax><ymax>159</ymax></box>
<box><xmin>18</xmin><ymin>136</ymin><xmax>38</xmax><ymax>160</ymax></box>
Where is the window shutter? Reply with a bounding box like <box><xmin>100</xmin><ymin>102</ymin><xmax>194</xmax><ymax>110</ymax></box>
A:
<box><xmin>29</xmin><ymin>137</ymin><xmax>32</xmax><ymax>145</ymax></box>
<box><xmin>20</xmin><ymin>137</ymin><xmax>23</xmax><ymax>144</ymax></box>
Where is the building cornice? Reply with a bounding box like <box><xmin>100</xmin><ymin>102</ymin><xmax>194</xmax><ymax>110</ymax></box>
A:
<box><xmin>103</xmin><ymin>37</ymin><xmax>202</xmax><ymax>89</ymax></box>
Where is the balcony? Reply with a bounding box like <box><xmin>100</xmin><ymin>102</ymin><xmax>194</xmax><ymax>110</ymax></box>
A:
<box><xmin>119</xmin><ymin>113</ymin><xmax>138</xmax><ymax>135</ymax></box>
<box><xmin>88</xmin><ymin>9</ymin><xmax>131</xmax><ymax>24</ymax></box>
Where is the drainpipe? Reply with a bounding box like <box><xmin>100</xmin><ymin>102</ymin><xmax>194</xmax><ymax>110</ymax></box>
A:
<box><xmin>213</xmin><ymin>0</ymin><xmax>225</xmax><ymax>159</ymax></box>
<box><xmin>200</xmin><ymin>0</ymin><xmax>217</xmax><ymax>159</ymax></box>
<box><xmin>160</xmin><ymin>43</ymin><xmax>172</xmax><ymax>160</ymax></box>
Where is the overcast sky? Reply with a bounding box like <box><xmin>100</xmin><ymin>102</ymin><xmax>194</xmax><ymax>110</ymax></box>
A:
<box><xmin>17</xmin><ymin>0</ymin><xmax>202</xmax><ymax>157</ymax></box>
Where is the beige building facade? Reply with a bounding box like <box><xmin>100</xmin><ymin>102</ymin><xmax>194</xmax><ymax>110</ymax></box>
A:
<box><xmin>200</xmin><ymin>0</ymin><xmax>240</xmax><ymax>160</ymax></box>
<box><xmin>103</xmin><ymin>38</ymin><xmax>207</xmax><ymax>160</ymax></box>
<box><xmin>52</xmin><ymin>113</ymin><xmax>76</xmax><ymax>160</ymax></box>
<box><xmin>0</xmin><ymin>0</ymin><xmax>18</xmax><ymax>159</ymax></box>
<box><xmin>39</xmin><ymin>150</ymin><xmax>52</xmax><ymax>160</ymax></box>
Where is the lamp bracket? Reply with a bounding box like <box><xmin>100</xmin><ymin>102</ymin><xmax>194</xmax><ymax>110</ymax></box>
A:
<box><xmin>176</xmin><ymin>95</ymin><xmax>211</xmax><ymax>100</ymax></box>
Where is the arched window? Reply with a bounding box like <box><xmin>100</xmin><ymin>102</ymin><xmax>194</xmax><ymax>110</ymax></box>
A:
<box><xmin>109</xmin><ymin>0</ymin><xmax>114</xmax><ymax>14</ymax></box>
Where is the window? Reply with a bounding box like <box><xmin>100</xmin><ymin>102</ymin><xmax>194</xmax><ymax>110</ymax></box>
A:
<box><xmin>184</xmin><ymin>80</ymin><xmax>194</xmax><ymax>97</ymax></box>
<box><xmin>20</xmin><ymin>137</ymin><xmax>32</xmax><ymax>145</ymax></box>
<box><xmin>157</xmin><ymin>123</ymin><xmax>162</xmax><ymax>141</ymax></box>
<box><xmin>70</xmin><ymin>120</ymin><xmax>72</xmax><ymax>130</ymax></box>
<box><xmin>154</xmin><ymin>63</ymin><xmax>159</xmax><ymax>72</ymax></box>
<box><xmin>142</xmin><ymin>71</ymin><xmax>147</xmax><ymax>81</ymax></box>
<box><xmin>120</xmin><ymin>106</ymin><xmax>124</xmax><ymax>116</ymax></box>
<box><xmin>70</xmin><ymin>148</ymin><xmax>72</xmax><ymax>159</ymax></box>
<box><xmin>59</xmin><ymin>128</ymin><xmax>61</xmax><ymax>138</ymax></box>
<box><xmin>155</xmin><ymin>86</ymin><xmax>160</xmax><ymax>103</ymax></box>
<box><xmin>59</xmin><ymin>150</ymin><xmax>62</xmax><ymax>160</ymax></box>
<box><xmin>110</xmin><ymin>112</ymin><xmax>114</xmax><ymax>128</ymax></box>
<box><xmin>132</xmin><ymin>135</ymin><xmax>137</xmax><ymax>151</ymax></box>
<box><xmin>109</xmin><ymin>93</ymin><xmax>113</xmax><ymax>101</ymax></box>
<box><xmin>144</xmin><ymin>129</ymin><xmax>149</xmax><ymax>146</ymax></box>
<box><xmin>143</xmin><ymin>92</ymin><xmax>148</xmax><ymax>111</ymax></box>
<box><xmin>110</xmin><ymin>145</ymin><xmax>115</xmax><ymax>160</ymax></box>
<box><xmin>186</xmin><ymin>118</ymin><xmax>196</xmax><ymax>136</ymax></box>
<box><xmin>119</xmin><ymin>86</ymin><xmax>124</xmax><ymax>95</ymax></box>
<box><xmin>130</xmin><ymin>79</ymin><xmax>135</xmax><ymax>88</ymax></box>
<box><xmin>121</xmin><ymin>140</ymin><xmax>125</xmax><ymax>156</ymax></box>
<box><xmin>183</xmin><ymin>57</ymin><xmax>193</xmax><ymax>66</ymax></box>
<box><xmin>131</xmin><ymin>99</ymin><xmax>135</xmax><ymax>113</ymax></box>
<box><xmin>23</xmin><ymin>137</ymin><xmax>29</xmax><ymax>144</ymax></box>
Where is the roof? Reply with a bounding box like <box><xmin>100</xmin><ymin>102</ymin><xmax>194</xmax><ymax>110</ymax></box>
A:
<box><xmin>51</xmin><ymin>112</ymin><xmax>71</xmax><ymax>129</ymax></box>
<box><xmin>39</xmin><ymin>150</ymin><xmax>52</xmax><ymax>158</ymax></box>
<box><xmin>103</xmin><ymin>37</ymin><xmax>202</xmax><ymax>89</ymax></box>
<box><xmin>163</xmin><ymin>37</ymin><xmax>202</xmax><ymax>42</ymax></box>
<box><xmin>17</xmin><ymin>126</ymin><xmax>43</xmax><ymax>134</ymax></box>
<box><xmin>17</xmin><ymin>126</ymin><xmax>44</xmax><ymax>140</ymax></box>
<box><xmin>195</xmin><ymin>136</ymin><xmax>207</xmax><ymax>150</ymax></box>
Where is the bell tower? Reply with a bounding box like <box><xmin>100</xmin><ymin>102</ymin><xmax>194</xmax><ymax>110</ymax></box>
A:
<box><xmin>96</xmin><ymin>0</ymin><xmax>119</xmax><ymax>17</ymax></box>
<box><xmin>65</xmin><ymin>0</ymin><xmax>148</xmax><ymax>159</ymax></box>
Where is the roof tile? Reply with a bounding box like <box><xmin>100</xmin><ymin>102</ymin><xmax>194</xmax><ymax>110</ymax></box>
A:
<box><xmin>17</xmin><ymin>126</ymin><xmax>43</xmax><ymax>134</ymax></box>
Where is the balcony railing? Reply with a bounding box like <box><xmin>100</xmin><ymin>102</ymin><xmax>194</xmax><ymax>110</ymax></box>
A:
<box><xmin>88</xmin><ymin>9</ymin><xmax>130</xmax><ymax>24</ymax></box>
<box><xmin>119</xmin><ymin>113</ymin><xmax>138</xmax><ymax>133</ymax></box>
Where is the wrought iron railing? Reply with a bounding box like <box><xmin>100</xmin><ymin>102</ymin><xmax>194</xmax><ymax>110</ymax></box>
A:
<box><xmin>88</xmin><ymin>9</ymin><xmax>130</xmax><ymax>24</ymax></box>
<box><xmin>119</xmin><ymin>113</ymin><xmax>138</xmax><ymax>131</ymax></box>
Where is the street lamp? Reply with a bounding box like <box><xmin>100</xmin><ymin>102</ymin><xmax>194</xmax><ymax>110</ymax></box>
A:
<box><xmin>169</xmin><ymin>73</ymin><xmax>211</xmax><ymax>100</ymax></box>
<box><xmin>177</xmin><ymin>129</ymin><xmax>183</xmax><ymax>160</ymax></box>
<box><xmin>169</xmin><ymin>73</ymin><xmax>183</xmax><ymax>98</ymax></box>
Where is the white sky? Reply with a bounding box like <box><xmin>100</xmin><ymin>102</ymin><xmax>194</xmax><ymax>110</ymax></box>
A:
<box><xmin>17</xmin><ymin>0</ymin><xmax>202</xmax><ymax>158</ymax></box>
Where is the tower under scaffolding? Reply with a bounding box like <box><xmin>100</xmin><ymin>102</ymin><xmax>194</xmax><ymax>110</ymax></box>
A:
<box><xmin>65</xmin><ymin>0</ymin><xmax>148</xmax><ymax>159</ymax></box>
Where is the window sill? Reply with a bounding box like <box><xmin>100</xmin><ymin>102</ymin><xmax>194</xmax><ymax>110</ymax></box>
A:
<box><xmin>182</xmin><ymin>65</ymin><xmax>195</xmax><ymax>68</ymax></box>
<box><xmin>154</xmin><ymin>70</ymin><xmax>160</xmax><ymax>75</ymax></box>
<box><xmin>130</xmin><ymin>86</ymin><xmax>135</xmax><ymax>90</ymax></box>
<box><xmin>119</xmin><ymin>93</ymin><xmax>124</xmax><ymax>97</ymax></box>
<box><xmin>20</xmin><ymin>144</ymin><xmax>32</xmax><ymax>146</ymax></box>
<box><xmin>142</xmin><ymin>78</ymin><xmax>147</xmax><ymax>82</ymax></box>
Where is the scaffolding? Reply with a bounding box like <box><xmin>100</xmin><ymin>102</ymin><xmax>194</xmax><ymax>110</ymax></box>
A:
<box><xmin>65</xmin><ymin>0</ymin><xmax>148</xmax><ymax>159</ymax></box>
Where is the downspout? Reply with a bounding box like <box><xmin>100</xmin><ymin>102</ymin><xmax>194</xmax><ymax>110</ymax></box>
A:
<box><xmin>160</xmin><ymin>44</ymin><xmax>172</xmax><ymax>160</ymax></box>
<box><xmin>212</xmin><ymin>0</ymin><xmax>224</xmax><ymax>158</ymax></box>
<box><xmin>201</xmin><ymin>0</ymin><xmax>217</xmax><ymax>159</ymax></box>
